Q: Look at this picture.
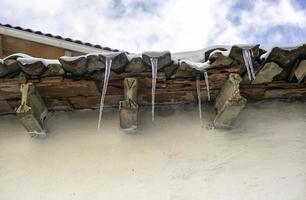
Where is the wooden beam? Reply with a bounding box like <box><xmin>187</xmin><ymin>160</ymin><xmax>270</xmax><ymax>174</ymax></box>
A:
<box><xmin>16</xmin><ymin>83</ymin><xmax>48</xmax><ymax>137</ymax></box>
<box><xmin>0</xmin><ymin>100</ymin><xmax>13</xmax><ymax>114</ymax></box>
<box><xmin>119</xmin><ymin>78</ymin><xmax>139</xmax><ymax>131</ymax></box>
<box><xmin>0</xmin><ymin>71</ymin><xmax>305</xmax><ymax>114</ymax></box>
<box><xmin>0</xmin><ymin>34</ymin><xmax>3</xmax><ymax>58</ymax></box>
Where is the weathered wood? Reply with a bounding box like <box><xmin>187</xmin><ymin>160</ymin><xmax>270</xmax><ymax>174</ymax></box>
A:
<box><xmin>264</xmin><ymin>88</ymin><xmax>306</xmax><ymax>99</ymax></box>
<box><xmin>45</xmin><ymin>98</ymin><xmax>72</xmax><ymax>111</ymax></box>
<box><xmin>0</xmin><ymin>35</ymin><xmax>3</xmax><ymax>58</ymax></box>
<box><xmin>0</xmin><ymin>100</ymin><xmax>13</xmax><ymax>114</ymax></box>
<box><xmin>213</xmin><ymin>74</ymin><xmax>247</xmax><ymax>128</ymax></box>
<box><xmin>2</xmin><ymin>35</ymin><xmax>83</xmax><ymax>59</ymax></box>
<box><xmin>3</xmin><ymin>35</ymin><xmax>66</xmax><ymax>59</ymax></box>
<box><xmin>16</xmin><ymin>83</ymin><xmax>48</xmax><ymax>137</ymax></box>
<box><xmin>119</xmin><ymin>78</ymin><xmax>139</xmax><ymax>131</ymax></box>
<box><xmin>0</xmin><ymin>68</ymin><xmax>305</xmax><ymax>114</ymax></box>
<box><xmin>0</xmin><ymin>77</ymin><xmax>25</xmax><ymax>100</ymax></box>
<box><xmin>6</xmin><ymin>99</ymin><xmax>20</xmax><ymax>112</ymax></box>
<box><xmin>240</xmin><ymin>88</ymin><xmax>266</xmax><ymax>100</ymax></box>
<box><xmin>240</xmin><ymin>81</ymin><xmax>306</xmax><ymax>100</ymax></box>
<box><xmin>35</xmin><ymin>78</ymin><xmax>101</xmax><ymax>97</ymax></box>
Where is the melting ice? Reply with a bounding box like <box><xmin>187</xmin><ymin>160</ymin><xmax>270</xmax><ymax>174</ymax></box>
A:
<box><xmin>97</xmin><ymin>57</ymin><xmax>112</xmax><ymax>130</ymax></box>
<box><xmin>242</xmin><ymin>48</ymin><xmax>256</xmax><ymax>80</ymax></box>
<box><xmin>196</xmin><ymin>75</ymin><xmax>202</xmax><ymax>123</ymax></box>
<box><xmin>150</xmin><ymin>57</ymin><xmax>158</xmax><ymax>121</ymax></box>
<box><xmin>179</xmin><ymin>59</ymin><xmax>212</xmax><ymax>122</ymax></box>
<box><xmin>203</xmin><ymin>70</ymin><xmax>210</xmax><ymax>101</ymax></box>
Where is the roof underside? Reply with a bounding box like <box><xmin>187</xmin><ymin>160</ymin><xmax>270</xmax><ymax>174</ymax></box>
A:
<box><xmin>0</xmin><ymin>23</ymin><xmax>121</xmax><ymax>55</ymax></box>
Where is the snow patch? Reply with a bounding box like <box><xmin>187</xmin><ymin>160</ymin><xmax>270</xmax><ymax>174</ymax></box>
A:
<box><xmin>209</xmin><ymin>49</ymin><xmax>231</xmax><ymax>58</ymax></box>
<box><xmin>101</xmin><ymin>51</ymin><xmax>125</xmax><ymax>58</ymax></box>
<box><xmin>17</xmin><ymin>57</ymin><xmax>60</xmax><ymax>66</ymax></box>
<box><xmin>172</xmin><ymin>45</ymin><xmax>231</xmax><ymax>64</ymax></box>
<box><xmin>179</xmin><ymin>59</ymin><xmax>211</xmax><ymax>71</ymax></box>
<box><xmin>260</xmin><ymin>50</ymin><xmax>272</xmax><ymax>60</ymax></box>
<box><xmin>126</xmin><ymin>53</ymin><xmax>141</xmax><ymax>61</ymax></box>
<box><xmin>3</xmin><ymin>53</ymin><xmax>59</xmax><ymax>67</ymax></box>
<box><xmin>4</xmin><ymin>53</ymin><xmax>32</xmax><ymax>60</ymax></box>
<box><xmin>60</xmin><ymin>51</ymin><xmax>127</xmax><ymax>62</ymax></box>
<box><xmin>260</xmin><ymin>44</ymin><xmax>303</xmax><ymax>60</ymax></box>
<box><xmin>143</xmin><ymin>51</ymin><xmax>170</xmax><ymax>58</ymax></box>
<box><xmin>59</xmin><ymin>55</ymin><xmax>85</xmax><ymax>62</ymax></box>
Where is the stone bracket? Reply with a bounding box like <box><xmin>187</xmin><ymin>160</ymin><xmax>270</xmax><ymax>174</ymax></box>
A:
<box><xmin>119</xmin><ymin>78</ymin><xmax>139</xmax><ymax>131</ymax></box>
<box><xmin>213</xmin><ymin>73</ymin><xmax>247</xmax><ymax>128</ymax></box>
<box><xmin>16</xmin><ymin>83</ymin><xmax>48</xmax><ymax>137</ymax></box>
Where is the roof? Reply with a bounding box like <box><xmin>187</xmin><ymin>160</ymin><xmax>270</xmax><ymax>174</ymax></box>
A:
<box><xmin>0</xmin><ymin>23</ymin><xmax>121</xmax><ymax>53</ymax></box>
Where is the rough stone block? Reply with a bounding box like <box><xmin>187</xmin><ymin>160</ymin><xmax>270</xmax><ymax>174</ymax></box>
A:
<box><xmin>0</xmin><ymin>59</ymin><xmax>21</xmax><ymax>78</ymax></box>
<box><xmin>100</xmin><ymin>52</ymin><xmax>128</xmax><ymax>73</ymax></box>
<box><xmin>18</xmin><ymin>60</ymin><xmax>46</xmax><ymax>76</ymax></box>
<box><xmin>295</xmin><ymin>60</ymin><xmax>306</xmax><ymax>83</ymax></box>
<box><xmin>16</xmin><ymin>83</ymin><xmax>48</xmax><ymax>137</ymax></box>
<box><xmin>142</xmin><ymin>51</ymin><xmax>172</xmax><ymax>69</ymax></box>
<box><xmin>87</xmin><ymin>54</ymin><xmax>104</xmax><ymax>73</ymax></box>
<box><xmin>59</xmin><ymin>56</ymin><xmax>87</xmax><ymax>76</ymax></box>
<box><xmin>42</xmin><ymin>64</ymin><xmax>65</xmax><ymax>77</ymax></box>
<box><xmin>252</xmin><ymin>62</ymin><xmax>283</xmax><ymax>84</ymax></box>
<box><xmin>213</xmin><ymin>73</ymin><xmax>247</xmax><ymax>128</ymax></box>
<box><xmin>125</xmin><ymin>57</ymin><xmax>147</xmax><ymax>73</ymax></box>
<box><xmin>119</xmin><ymin>99</ymin><xmax>138</xmax><ymax>131</ymax></box>
<box><xmin>209</xmin><ymin>52</ymin><xmax>234</xmax><ymax>68</ymax></box>
<box><xmin>171</xmin><ymin>62</ymin><xmax>197</xmax><ymax>78</ymax></box>
<box><xmin>119</xmin><ymin>78</ymin><xmax>138</xmax><ymax>131</ymax></box>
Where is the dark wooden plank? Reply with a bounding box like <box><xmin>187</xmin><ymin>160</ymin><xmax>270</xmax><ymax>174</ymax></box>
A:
<box><xmin>264</xmin><ymin>88</ymin><xmax>306</xmax><ymax>99</ymax></box>
<box><xmin>35</xmin><ymin>78</ymin><xmax>101</xmax><ymax>97</ymax></box>
<box><xmin>0</xmin><ymin>100</ymin><xmax>13</xmax><ymax>114</ymax></box>
<box><xmin>0</xmin><ymin>77</ymin><xmax>26</xmax><ymax>100</ymax></box>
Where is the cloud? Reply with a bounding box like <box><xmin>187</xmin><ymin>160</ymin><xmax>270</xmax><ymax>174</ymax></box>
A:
<box><xmin>0</xmin><ymin>0</ymin><xmax>306</xmax><ymax>52</ymax></box>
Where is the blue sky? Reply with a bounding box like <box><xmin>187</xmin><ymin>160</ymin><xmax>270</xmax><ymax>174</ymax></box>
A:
<box><xmin>1</xmin><ymin>0</ymin><xmax>306</xmax><ymax>52</ymax></box>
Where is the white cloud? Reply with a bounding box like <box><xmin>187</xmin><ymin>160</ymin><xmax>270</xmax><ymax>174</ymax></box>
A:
<box><xmin>1</xmin><ymin>0</ymin><xmax>306</xmax><ymax>52</ymax></box>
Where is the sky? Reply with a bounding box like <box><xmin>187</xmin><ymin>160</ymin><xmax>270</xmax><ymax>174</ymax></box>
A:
<box><xmin>1</xmin><ymin>0</ymin><xmax>306</xmax><ymax>53</ymax></box>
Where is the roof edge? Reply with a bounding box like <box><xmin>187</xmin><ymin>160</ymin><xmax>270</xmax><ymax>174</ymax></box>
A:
<box><xmin>0</xmin><ymin>25</ymin><xmax>113</xmax><ymax>54</ymax></box>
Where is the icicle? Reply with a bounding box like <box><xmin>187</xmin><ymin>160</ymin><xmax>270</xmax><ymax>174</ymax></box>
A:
<box><xmin>242</xmin><ymin>49</ymin><xmax>252</xmax><ymax>80</ymax></box>
<box><xmin>203</xmin><ymin>70</ymin><xmax>210</xmax><ymax>101</ymax></box>
<box><xmin>150</xmin><ymin>57</ymin><xmax>158</xmax><ymax>121</ymax></box>
<box><xmin>97</xmin><ymin>57</ymin><xmax>112</xmax><ymax>130</ymax></box>
<box><xmin>242</xmin><ymin>48</ymin><xmax>256</xmax><ymax>80</ymax></box>
<box><xmin>247</xmin><ymin>49</ymin><xmax>256</xmax><ymax>80</ymax></box>
<box><xmin>196</xmin><ymin>75</ymin><xmax>202</xmax><ymax>123</ymax></box>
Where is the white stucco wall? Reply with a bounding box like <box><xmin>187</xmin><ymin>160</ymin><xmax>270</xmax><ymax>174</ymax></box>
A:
<box><xmin>0</xmin><ymin>100</ymin><xmax>305</xmax><ymax>200</ymax></box>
